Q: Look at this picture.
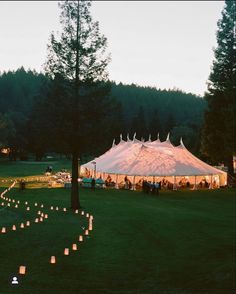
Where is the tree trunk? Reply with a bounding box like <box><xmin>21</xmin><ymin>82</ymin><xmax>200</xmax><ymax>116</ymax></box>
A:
<box><xmin>225</xmin><ymin>154</ymin><xmax>234</xmax><ymax>176</ymax></box>
<box><xmin>70</xmin><ymin>0</ymin><xmax>81</xmax><ymax>210</ymax></box>
<box><xmin>71</xmin><ymin>150</ymin><xmax>81</xmax><ymax>209</ymax></box>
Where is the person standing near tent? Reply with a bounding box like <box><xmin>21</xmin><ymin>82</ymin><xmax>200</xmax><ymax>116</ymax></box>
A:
<box><xmin>155</xmin><ymin>182</ymin><xmax>159</xmax><ymax>195</ymax></box>
<box><xmin>91</xmin><ymin>178</ymin><xmax>95</xmax><ymax>191</ymax></box>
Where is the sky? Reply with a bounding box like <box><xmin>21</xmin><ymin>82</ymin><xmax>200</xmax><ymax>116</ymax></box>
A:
<box><xmin>0</xmin><ymin>1</ymin><xmax>225</xmax><ymax>96</ymax></box>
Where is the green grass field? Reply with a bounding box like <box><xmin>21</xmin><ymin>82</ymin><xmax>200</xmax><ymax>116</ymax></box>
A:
<box><xmin>0</xmin><ymin>160</ymin><xmax>235</xmax><ymax>293</ymax></box>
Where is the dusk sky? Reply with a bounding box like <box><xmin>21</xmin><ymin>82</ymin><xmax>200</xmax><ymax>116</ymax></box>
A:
<box><xmin>0</xmin><ymin>1</ymin><xmax>225</xmax><ymax>96</ymax></box>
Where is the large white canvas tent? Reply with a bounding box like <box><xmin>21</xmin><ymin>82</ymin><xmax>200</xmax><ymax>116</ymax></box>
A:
<box><xmin>81</xmin><ymin>134</ymin><xmax>227</xmax><ymax>189</ymax></box>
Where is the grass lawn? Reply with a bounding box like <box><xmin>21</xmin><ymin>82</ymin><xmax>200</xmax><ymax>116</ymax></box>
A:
<box><xmin>0</xmin><ymin>160</ymin><xmax>235</xmax><ymax>293</ymax></box>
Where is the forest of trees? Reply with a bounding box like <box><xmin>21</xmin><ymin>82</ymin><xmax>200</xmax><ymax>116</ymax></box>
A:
<box><xmin>201</xmin><ymin>0</ymin><xmax>235</xmax><ymax>175</ymax></box>
<box><xmin>0</xmin><ymin>67</ymin><xmax>206</xmax><ymax>160</ymax></box>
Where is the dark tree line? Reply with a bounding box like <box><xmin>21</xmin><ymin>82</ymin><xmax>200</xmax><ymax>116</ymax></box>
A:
<box><xmin>0</xmin><ymin>69</ymin><xmax>207</xmax><ymax>159</ymax></box>
<box><xmin>201</xmin><ymin>0</ymin><xmax>236</xmax><ymax>175</ymax></box>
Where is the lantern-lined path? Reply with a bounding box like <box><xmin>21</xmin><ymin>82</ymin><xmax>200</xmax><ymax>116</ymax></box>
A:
<box><xmin>0</xmin><ymin>183</ymin><xmax>94</xmax><ymax>291</ymax></box>
<box><xmin>0</xmin><ymin>182</ymin><xmax>235</xmax><ymax>293</ymax></box>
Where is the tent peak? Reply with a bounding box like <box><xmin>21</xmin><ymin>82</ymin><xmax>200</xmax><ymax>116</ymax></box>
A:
<box><xmin>112</xmin><ymin>139</ymin><xmax>116</xmax><ymax>147</ymax></box>
<box><xmin>133</xmin><ymin>132</ymin><xmax>136</xmax><ymax>141</ymax></box>
<box><xmin>127</xmin><ymin>133</ymin><xmax>130</xmax><ymax>141</ymax></box>
<box><xmin>166</xmin><ymin>132</ymin><xmax>170</xmax><ymax>141</ymax></box>
<box><xmin>180</xmin><ymin>137</ymin><xmax>186</xmax><ymax>148</ymax></box>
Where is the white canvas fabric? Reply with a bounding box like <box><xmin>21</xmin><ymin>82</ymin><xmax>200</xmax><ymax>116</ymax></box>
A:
<box><xmin>81</xmin><ymin>137</ymin><xmax>227</xmax><ymax>184</ymax></box>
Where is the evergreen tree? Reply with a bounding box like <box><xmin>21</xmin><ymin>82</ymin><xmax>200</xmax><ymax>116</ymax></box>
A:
<box><xmin>44</xmin><ymin>0</ymin><xmax>111</xmax><ymax>209</ymax></box>
<box><xmin>131</xmin><ymin>106</ymin><xmax>148</xmax><ymax>140</ymax></box>
<box><xmin>163</xmin><ymin>113</ymin><xmax>176</xmax><ymax>140</ymax></box>
<box><xmin>201</xmin><ymin>0</ymin><xmax>236</xmax><ymax>174</ymax></box>
<box><xmin>148</xmin><ymin>108</ymin><xmax>162</xmax><ymax>140</ymax></box>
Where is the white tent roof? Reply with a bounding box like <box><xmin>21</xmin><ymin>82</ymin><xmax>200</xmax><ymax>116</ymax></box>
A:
<box><xmin>82</xmin><ymin>135</ymin><xmax>226</xmax><ymax>177</ymax></box>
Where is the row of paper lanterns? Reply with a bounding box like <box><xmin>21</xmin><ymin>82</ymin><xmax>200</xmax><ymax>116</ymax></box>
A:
<box><xmin>1</xmin><ymin>177</ymin><xmax>50</xmax><ymax>183</ymax></box>
<box><xmin>1</xmin><ymin>181</ymin><xmax>94</xmax><ymax>278</ymax></box>
<box><xmin>16</xmin><ymin>214</ymin><xmax>94</xmax><ymax>276</ymax></box>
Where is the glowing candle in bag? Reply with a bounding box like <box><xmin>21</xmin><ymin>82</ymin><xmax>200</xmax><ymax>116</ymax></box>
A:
<box><xmin>50</xmin><ymin>256</ymin><xmax>56</xmax><ymax>264</ymax></box>
<box><xmin>1</xmin><ymin>227</ymin><xmax>6</xmax><ymax>233</ymax></box>
<box><xmin>19</xmin><ymin>266</ymin><xmax>26</xmax><ymax>275</ymax></box>
<box><xmin>12</xmin><ymin>225</ymin><xmax>16</xmax><ymax>231</ymax></box>
<box><xmin>26</xmin><ymin>221</ymin><xmax>30</xmax><ymax>226</ymax></box>
<box><xmin>79</xmin><ymin>235</ymin><xmax>83</xmax><ymax>242</ymax></box>
<box><xmin>85</xmin><ymin>230</ymin><xmax>89</xmax><ymax>235</ymax></box>
<box><xmin>64</xmin><ymin>248</ymin><xmax>69</xmax><ymax>255</ymax></box>
<box><xmin>72</xmin><ymin>244</ymin><xmax>77</xmax><ymax>251</ymax></box>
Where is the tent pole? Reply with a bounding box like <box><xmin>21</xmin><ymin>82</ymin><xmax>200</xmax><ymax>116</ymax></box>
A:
<box><xmin>133</xmin><ymin>176</ymin><xmax>136</xmax><ymax>191</ymax></box>
<box><xmin>194</xmin><ymin>176</ymin><xmax>197</xmax><ymax>190</ymax></box>
<box><xmin>115</xmin><ymin>174</ymin><xmax>118</xmax><ymax>189</ymax></box>
<box><xmin>210</xmin><ymin>175</ymin><xmax>213</xmax><ymax>189</ymax></box>
<box><xmin>173</xmin><ymin>176</ymin><xmax>177</xmax><ymax>191</ymax></box>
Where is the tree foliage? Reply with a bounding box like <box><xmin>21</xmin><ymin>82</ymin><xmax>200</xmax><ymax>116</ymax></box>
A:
<box><xmin>40</xmin><ymin>0</ymin><xmax>112</xmax><ymax>209</ymax></box>
<box><xmin>201</xmin><ymin>0</ymin><xmax>236</xmax><ymax>174</ymax></box>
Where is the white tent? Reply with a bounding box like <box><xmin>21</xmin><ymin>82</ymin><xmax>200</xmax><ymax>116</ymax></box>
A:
<box><xmin>81</xmin><ymin>134</ymin><xmax>227</xmax><ymax>189</ymax></box>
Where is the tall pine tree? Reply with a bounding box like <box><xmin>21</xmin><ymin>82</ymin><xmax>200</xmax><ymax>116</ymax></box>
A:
<box><xmin>201</xmin><ymin>0</ymin><xmax>236</xmax><ymax>175</ymax></box>
<box><xmin>44</xmin><ymin>0</ymin><xmax>111</xmax><ymax>209</ymax></box>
